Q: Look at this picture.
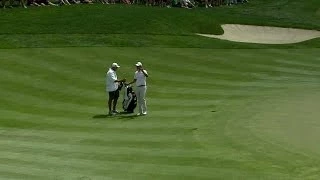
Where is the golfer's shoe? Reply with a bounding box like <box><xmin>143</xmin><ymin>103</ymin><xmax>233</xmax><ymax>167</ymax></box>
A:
<box><xmin>137</xmin><ymin>112</ymin><xmax>147</xmax><ymax>116</ymax></box>
<box><xmin>112</xmin><ymin>110</ymin><xmax>120</xmax><ymax>114</ymax></box>
<box><xmin>108</xmin><ymin>111</ymin><xmax>116</xmax><ymax>116</ymax></box>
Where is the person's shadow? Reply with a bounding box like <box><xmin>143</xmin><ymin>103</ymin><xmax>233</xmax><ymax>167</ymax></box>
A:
<box><xmin>92</xmin><ymin>112</ymin><xmax>139</xmax><ymax>121</ymax></box>
<box><xmin>92</xmin><ymin>114</ymin><xmax>110</xmax><ymax>119</ymax></box>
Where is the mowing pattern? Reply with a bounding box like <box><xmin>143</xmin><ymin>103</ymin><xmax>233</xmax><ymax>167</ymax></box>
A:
<box><xmin>0</xmin><ymin>47</ymin><xmax>320</xmax><ymax>179</ymax></box>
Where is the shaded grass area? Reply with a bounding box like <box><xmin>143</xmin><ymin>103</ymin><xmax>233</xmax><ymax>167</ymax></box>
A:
<box><xmin>216</xmin><ymin>0</ymin><xmax>320</xmax><ymax>30</ymax></box>
<box><xmin>0</xmin><ymin>5</ymin><xmax>223</xmax><ymax>35</ymax></box>
<box><xmin>0</xmin><ymin>1</ymin><xmax>319</xmax><ymax>35</ymax></box>
<box><xmin>0</xmin><ymin>1</ymin><xmax>319</xmax><ymax>49</ymax></box>
<box><xmin>0</xmin><ymin>34</ymin><xmax>319</xmax><ymax>49</ymax></box>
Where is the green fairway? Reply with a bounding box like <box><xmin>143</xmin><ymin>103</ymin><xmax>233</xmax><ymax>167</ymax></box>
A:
<box><xmin>1</xmin><ymin>0</ymin><xmax>320</xmax><ymax>179</ymax></box>
<box><xmin>1</xmin><ymin>47</ymin><xmax>320</xmax><ymax>179</ymax></box>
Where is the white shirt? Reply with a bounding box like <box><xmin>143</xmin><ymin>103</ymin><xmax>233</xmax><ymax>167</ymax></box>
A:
<box><xmin>106</xmin><ymin>68</ymin><xmax>118</xmax><ymax>92</ymax></box>
<box><xmin>134</xmin><ymin>70</ymin><xmax>148</xmax><ymax>86</ymax></box>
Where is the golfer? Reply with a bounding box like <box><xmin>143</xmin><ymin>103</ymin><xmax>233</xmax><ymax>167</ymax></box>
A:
<box><xmin>106</xmin><ymin>62</ymin><xmax>126</xmax><ymax>115</ymax></box>
<box><xmin>127</xmin><ymin>62</ymin><xmax>149</xmax><ymax>116</ymax></box>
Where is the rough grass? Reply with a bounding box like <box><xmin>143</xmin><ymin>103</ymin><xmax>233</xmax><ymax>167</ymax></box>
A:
<box><xmin>0</xmin><ymin>1</ymin><xmax>319</xmax><ymax>49</ymax></box>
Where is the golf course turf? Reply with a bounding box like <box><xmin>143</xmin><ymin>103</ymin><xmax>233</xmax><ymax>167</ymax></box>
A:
<box><xmin>0</xmin><ymin>0</ymin><xmax>320</xmax><ymax>179</ymax></box>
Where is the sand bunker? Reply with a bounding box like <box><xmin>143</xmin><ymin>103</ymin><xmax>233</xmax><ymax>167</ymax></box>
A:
<box><xmin>198</xmin><ymin>24</ymin><xmax>320</xmax><ymax>44</ymax></box>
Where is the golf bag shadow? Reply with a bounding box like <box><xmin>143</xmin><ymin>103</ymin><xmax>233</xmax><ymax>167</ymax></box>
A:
<box><xmin>122</xmin><ymin>84</ymin><xmax>137</xmax><ymax>113</ymax></box>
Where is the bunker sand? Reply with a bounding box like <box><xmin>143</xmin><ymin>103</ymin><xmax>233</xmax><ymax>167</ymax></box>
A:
<box><xmin>198</xmin><ymin>24</ymin><xmax>320</xmax><ymax>44</ymax></box>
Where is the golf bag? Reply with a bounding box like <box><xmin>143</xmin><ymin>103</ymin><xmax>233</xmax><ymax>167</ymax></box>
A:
<box><xmin>122</xmin><ymin>85</ymin><xmax>137</xmax><ymax>113</ymax></box>
<box><xmin>117</xmin><ymin>82</ymin><xmax>124</xmax><ymax>91</ymax></box>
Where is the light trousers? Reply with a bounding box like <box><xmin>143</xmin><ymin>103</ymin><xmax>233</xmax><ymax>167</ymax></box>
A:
<box><xmin>136</xmin><ymin>86</ymin><xmax>147</xmax><ymax>114</ymax></box>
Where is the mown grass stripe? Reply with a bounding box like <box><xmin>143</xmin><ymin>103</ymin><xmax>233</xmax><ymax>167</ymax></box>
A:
<box><xmin>274</xmin><ymin>58</ymin><xmax>320</xmax><ymax>69</ymax></box>
<box><xmin>0</xmin><ymin>149</ymin><xmax>262</xmax><ymax>177</ymax></box>
<box><xmin>153</xmin><ymin>86</ymin><xmax>274</xmax><ymax>97</ymax></box>
<box><xmin>0</xmin><ymin>97</ymin><xmax>206</xmax><ymax>119</ymax></box>
<box><xmin>0</xmin><ymin>85</ymin><xmax>218</xmax><ymax>116</ymax></box>
<box><xmin>0</xmin><ymin>139</ymin><xmax>204</xmax><ymax>158</ymax></box>
<box><xmin>0</xmin><ymin>108</ymin><xmax>201</xmax><ymax>129</ymax></box>
<box><xmin>0</xmin><ymin>89</ymin><xmax>101</xmax><ymax>113</ymax></box>
<box><xmin>0</xmin><ymin>56</ymin><xmax>101</xmax><ymax>89</ymax></box>
<box><xmin>145</xmin><ymin>48</ymin><xmax>319</xmax><ymax>75</ymax></box>
<box><xmin>0</xmin><ymin>139</ymin><xmax>202</xmax><ymax>157</ymax></box>
<box><xmin>0</xmin><ymin>158</ymin><xmax>205</xmax><ymax>180</ymax></box>
<box><xmin>0</xmin><ymin>134</ymin><xmax>199</xmax><ymax>150</ymax></box>
<box><xmin>0</xmin><ymin>170</ymin><xmax>44</xmax><ymax>180</ymax></box>
<box><xmin>0</xmin><ymin>79</ymin><xmax>104</xmax><ymax>111</ymax></box>
<box><xmin>0</xmin><ymin>163</ymin><xmax>110</xmax><ymax>180</ymax></box>
<box><xmin>214</xmin><ymin>56</ymin><xmax>320</xmax><ymax>78</ymax></box>
<box><xmin>0</xmin><ymin>68</ymin><xmax>103</xmax><ymax>100</ymax></box>
<box><xmin>149</xmin><ymin>98</ymin><xmax>220</xmax><ymax>106</ymax></box>
<box><xmin>150</xmin><ymin>62</ymin><xmax>249</xmax><ymax>81</ymax></box>
<box><xmin>248</xmin><ymin>72</ymin><xmax>320</xmax><ymax>83</ymax></box>
<box><xmin>244</xmin><ymin>62</ymin><xmax>320</xmax><ymax>76</ymax></box>
<box><xmin>0</xmin><ymin>151</ymin><xmax>252</xmax><ymax>179</ymax></box>
<box><xmin>152</xmin><ymin>73</ymin><xmax>320</xmax><ymax>89</ymax></box>
<box><xmin>0</xmin><ymin>145</ymin><xmax>222</xmax><ymax>168</ymax></box>
<box><xmin>0</xmin><ymin>115</ymin><xmax>199</xmax><ymax>137</ymax></box>
<box><xmin>154</xmin><ymin>63</ymin><xmax>319</xmax><ymax>83</ymax></box>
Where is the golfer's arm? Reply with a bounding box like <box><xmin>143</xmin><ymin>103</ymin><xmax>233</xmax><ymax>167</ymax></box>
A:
<box><xmin>142</xmin><ymin>70</ymin><xmax>149</xmax><ymax>77</ymax></box>
<box><xmin>114</xmin><ymin>78</ymin><xmax>126</xmax><ymax>83</ymax></box>
<box><xmin>127</xmin><ymin>79</ymin><xmax>137</xmax><ymax>85</ymax></box>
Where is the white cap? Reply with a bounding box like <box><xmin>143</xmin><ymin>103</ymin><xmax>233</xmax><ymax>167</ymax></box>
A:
<box><xmin>112</xmin><ymin>62</ymin><xmax>120</xmax><ymax>68</ymax></box>
<box><xmin>135</xmin><ymin>62</ymin><xmax>143</xmax><ymax>67</ymax></box>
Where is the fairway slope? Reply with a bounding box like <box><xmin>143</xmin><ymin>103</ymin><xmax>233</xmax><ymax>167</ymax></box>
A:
<box><xmin>198</xmin><ymin>24</ymin><xmax>320</xmax><ymax>44</ymax></box>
